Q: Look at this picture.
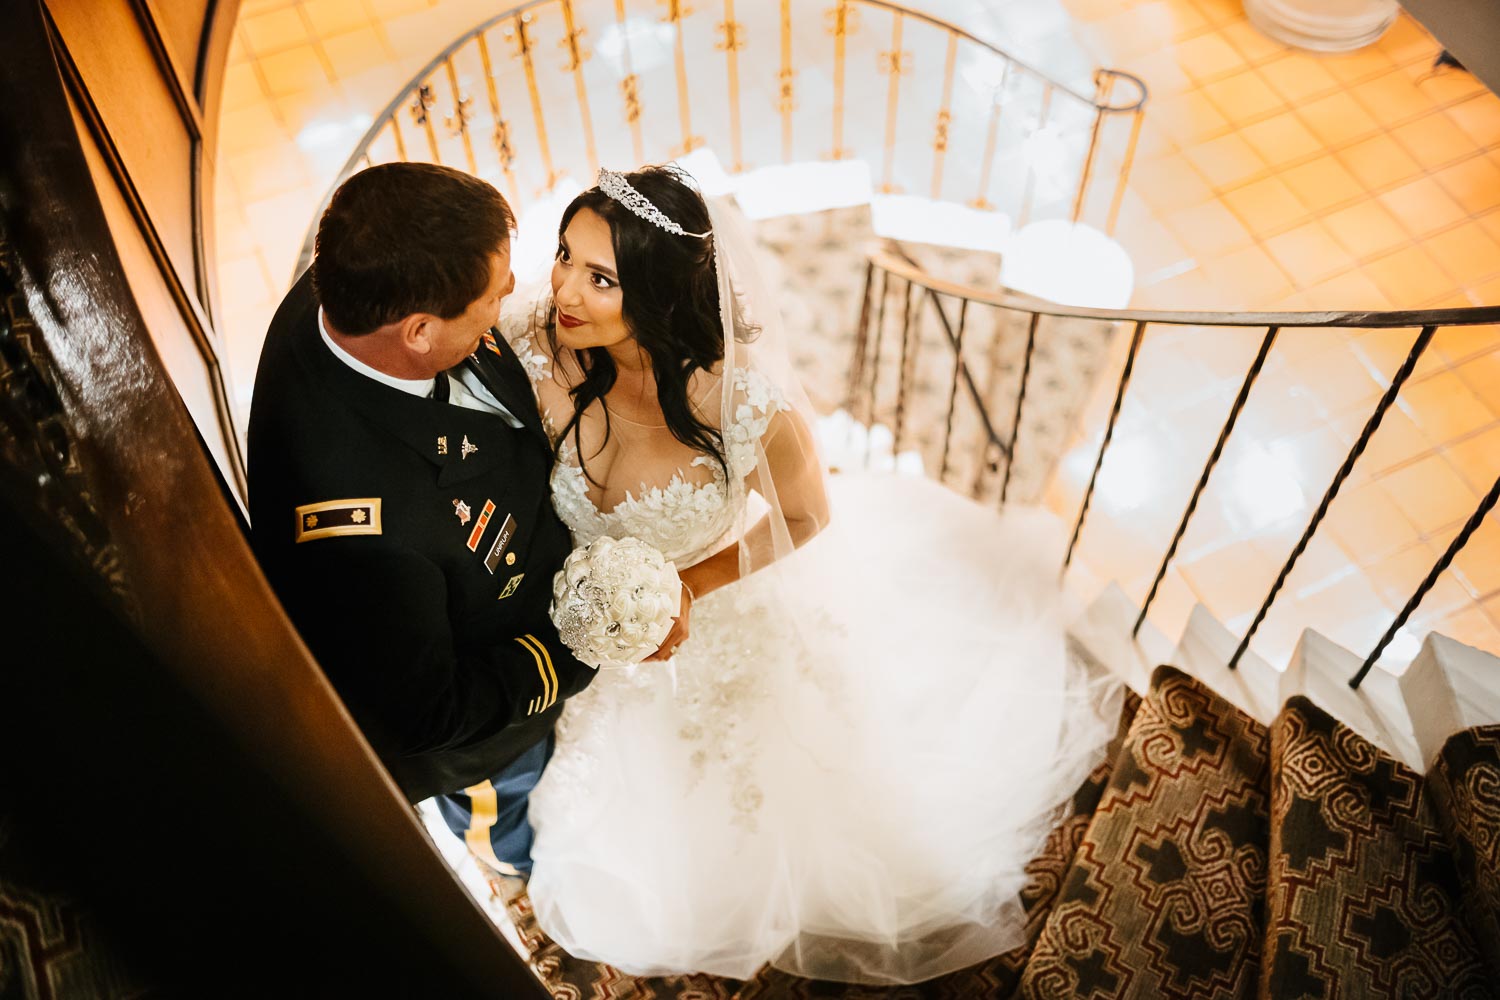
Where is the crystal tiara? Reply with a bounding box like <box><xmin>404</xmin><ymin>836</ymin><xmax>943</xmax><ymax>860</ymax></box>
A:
<box><xmin>597</xmin><ymin>168</ymin><xmax>711</xmax><ymax>239</ymax></box>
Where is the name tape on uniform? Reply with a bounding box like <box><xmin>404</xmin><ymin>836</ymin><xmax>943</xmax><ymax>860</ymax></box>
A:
<box><xmin>483</xmin><ymin>514</ymin><xmax>517</xmax><ymax>574</ymax></box>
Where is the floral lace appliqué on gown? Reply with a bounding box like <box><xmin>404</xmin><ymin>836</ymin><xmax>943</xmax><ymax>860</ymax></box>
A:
<box><xmin>502</xmin><ymin>312</ymin><xmax>790</xmax><ymax>833</ymax></box>
<box><xmin>496</xmin><ymin>298</ymin><xmax>1124</xmax><ymax>986</ymax></box>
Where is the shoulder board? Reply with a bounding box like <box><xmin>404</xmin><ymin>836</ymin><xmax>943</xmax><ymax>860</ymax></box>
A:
<box><xmin>294</xmin><ymin>498</ymin><xmax>382</xmax><ymax>543</ymax></box>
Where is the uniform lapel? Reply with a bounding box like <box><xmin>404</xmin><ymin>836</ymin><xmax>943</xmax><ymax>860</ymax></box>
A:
<box><xmin>466</xmin><ymin>328</ymin><xmax>550</xmax><ymax>449</ymax></box>
<box><xmin>293</xmin><ymin>308</ymin><xmax>520</xmax><ymax>486</ymax></box>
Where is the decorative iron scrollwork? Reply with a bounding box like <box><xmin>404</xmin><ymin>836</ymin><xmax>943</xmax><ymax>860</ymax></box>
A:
<box><xmin>621</xmin><ymin>75</ymin><xmax>642</xmax><ymax>125</ymax></box>
<box><xmin>825</xmin><ymin>2</ymin><xmax>858</xmax><ymax>37</ymax></box>
<box><xmin>716</xmin><ymin>20</ymin><xmax>745</xmax><ymax>51</ymax></box>
<box><xmin>444</xmin><ymin>93</ymin><xmax>473</xmax><ymax>138</ymax></box>
<box><xmin>877</xmin><ymin>49</ymin><xmax>911</xmax><ymax>76</ymax></box>
<box><xmin>560</xmin><ymin>26</ymin><xmax>590</xmax><ymax>71</ymax></box>
<box><xmin>493</xmin><ymin>119</ymin><xmax>515</xmax><ymax>168</ymax></box>
<box><xmin>933</xmin><ymin>109</ymin><xmax>951</xmax><ymax>153</ymax></box>
<box><xmin>410</xmin><ymin>84</ymin><xmax>436</xmax><ymax>128</ymax></box>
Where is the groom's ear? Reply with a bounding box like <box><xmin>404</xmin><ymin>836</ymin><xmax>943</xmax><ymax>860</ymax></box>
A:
<box><xmin>400</xmin><ymin>313</ymin><xmax>437</xmax><ymax>357</ymax></box>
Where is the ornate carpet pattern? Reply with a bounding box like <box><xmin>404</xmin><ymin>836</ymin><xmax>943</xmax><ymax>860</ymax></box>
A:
<box><xmin>488</xmin><ymin>668</ymin><xmax>1500</xmax><ymax>999</ymax></box>
<box><xmin>1263</xmin><ymin>697</ymin><xmax>1494</xmax><ymax>1000</ymax></box>
<box><xmin>1429</xmin><ymin>724</ymin><xmax>1500</xmax><ymax>985</ymax></box>
<box><xmin>0</xmin><ymin>819</ymin><xmax>149</xmax><ymax>1000</ymax></box>
<box><xmin>493</xmin><ymin>872</ymin><xmax>738</xmax><ymax>1000</ymax></box>
<box><xmin>1018</xmin><ymin>666</ymin><xmax>1271</xmax><ymax>1000</ymax></box>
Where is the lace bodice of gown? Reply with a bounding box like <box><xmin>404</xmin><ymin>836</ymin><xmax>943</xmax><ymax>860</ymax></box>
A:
<box><xmin>498</xmin><ymin>296</ymin><xmax>788</xmax><ymax>563</ymax></box>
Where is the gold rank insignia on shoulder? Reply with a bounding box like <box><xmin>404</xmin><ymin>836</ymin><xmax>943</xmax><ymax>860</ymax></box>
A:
<box><xmin>295</xmin><ymin>499</ymin><xmax>382</xmax><ymax>543</ymax></box>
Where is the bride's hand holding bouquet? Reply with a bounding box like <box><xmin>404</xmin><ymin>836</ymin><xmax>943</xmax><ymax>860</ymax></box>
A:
<box><xmin>549</xmin><ymin>535</ymin><xmax>687</xmax><ymax>668</ymax></box>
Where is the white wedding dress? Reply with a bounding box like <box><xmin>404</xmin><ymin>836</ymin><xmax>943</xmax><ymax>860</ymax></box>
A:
<box><xmin>503</xmin><ymin>304</ymin><xmax>1123</xmax><ymax>985</ymax></box>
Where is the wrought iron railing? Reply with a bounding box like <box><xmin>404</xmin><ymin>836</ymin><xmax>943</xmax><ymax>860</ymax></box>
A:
<box><xmin>297</xmin><ymin>0</ymin><xmax>1147</xmax><ymax>268</ymax></box>
<box><xmin>850</xmin><ymin>246</ymin><xmax>1500</xmax><ymax>689</ymax></box>
<box><xmin>286</xmin><ymin>0</ymin><xmax>1496</xmax><ymax>689</ymax></box>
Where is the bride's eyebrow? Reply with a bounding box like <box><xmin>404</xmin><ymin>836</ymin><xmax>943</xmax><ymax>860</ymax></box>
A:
<box><xmin>558</xmin><ymin>235</ymin><xmax>618</xmax><ymax>281</ymax></box>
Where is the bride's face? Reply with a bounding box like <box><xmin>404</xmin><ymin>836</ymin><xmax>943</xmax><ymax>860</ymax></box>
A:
<box><xmin>552</xmin><ymin>208</ymin><xmax>631</xmax><ymax>351</ymax></box>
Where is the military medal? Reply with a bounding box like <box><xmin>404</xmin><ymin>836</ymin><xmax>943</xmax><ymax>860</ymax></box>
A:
<box><xmin>453</xmin><ymin>499</ymin><xmax>472</xmax><ymax>525</ymax></box>
<box><xmin>466</xmin><ymin>499</ymin><xmax>496</xmax><ymax>551</ymax></box>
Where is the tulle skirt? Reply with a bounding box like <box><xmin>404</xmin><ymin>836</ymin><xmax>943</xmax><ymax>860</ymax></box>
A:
<box><xmin>526</xmin><ymin>471</ymin><xmax>1123</xmax><ymax>984</ymax></box>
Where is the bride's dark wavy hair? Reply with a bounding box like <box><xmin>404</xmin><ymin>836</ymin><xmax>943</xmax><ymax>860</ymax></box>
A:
<box><xmin>549</xmin><ymin>164</ymin><xmax>727</xmax><ymax>485</ymax></box>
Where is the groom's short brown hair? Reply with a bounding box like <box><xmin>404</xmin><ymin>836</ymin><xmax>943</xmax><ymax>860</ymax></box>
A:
<box><xmin>312</xmin><ymin>162</ymin><xmax>515</xmax><ymax>336</ymax></box>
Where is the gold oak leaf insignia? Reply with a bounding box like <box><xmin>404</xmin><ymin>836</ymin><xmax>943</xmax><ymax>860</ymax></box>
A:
<box><xmin>351</xmin><ymin>509</ymin><xmax>367</xmax><ymax>524</ymax></box>
<box><xmin>304</xmin><ymin>514</ymin><xmax>318</xmax><ymax>529</ymax></box>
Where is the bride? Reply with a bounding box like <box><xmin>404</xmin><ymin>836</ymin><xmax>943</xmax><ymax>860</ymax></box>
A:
<box><xmin>497</xmin><ymin>164</ymin><xmax>1122</xmax><ymax>985</ymax></box>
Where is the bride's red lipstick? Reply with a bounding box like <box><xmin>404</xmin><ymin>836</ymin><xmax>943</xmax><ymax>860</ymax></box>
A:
<box><xmin>557</xmin><ymin>310</ymin><xmax>584</xmax><ymax>329</ymax></box>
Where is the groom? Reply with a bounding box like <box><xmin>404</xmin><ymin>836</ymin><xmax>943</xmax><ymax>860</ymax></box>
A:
<box><xmin>247</xmin><ymin>162</ymin><xmax>594</xmax><ymax>878</ymax></box>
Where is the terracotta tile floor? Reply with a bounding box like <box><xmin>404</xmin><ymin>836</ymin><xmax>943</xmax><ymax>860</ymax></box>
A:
<box><xmin>213</xmin><ymin>0</ymin><xmax>1500</xmax><ymax>671</ymax></box>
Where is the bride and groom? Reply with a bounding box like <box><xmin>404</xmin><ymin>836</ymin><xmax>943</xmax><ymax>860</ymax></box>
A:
<box><xmin>248</xmin><ymin>160</ymin><xmax>1120</xmax><ymax>985</ymax></box>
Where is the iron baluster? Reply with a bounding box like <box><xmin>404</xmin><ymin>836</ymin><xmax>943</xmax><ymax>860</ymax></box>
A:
<box><xmin>1063</xmin><ymin>319</ymin><xmax>1147</xmax><ymax>572</ymax></box>
<box><xmin>999</xmin><ymin>311</ymin><xmax>1040</xmax><ymax>506</ymax></box>
<box><xmin>939</xmin><ymin>296</ymin><xmax>969</xmax><ymax>481</ymax></box>
<box><xmin>1229</xmin><ymin>325</ymin><xmax>1437</xmax><ymax>669</ymax></box>
<box><xmin>892</xmin><ymin>278</ymin><xmax>915</xmax><ymax>454</ymax></box>
<box><xmin>1351</xmin><ymin>472</ymin><xmax>1500</xmax><ymax>688</ymax></box>
<box><xmin>1134</xmin><ymin>326</ymin><xmax>1278</xmax><ymax>637</ymax></box>
<box><xmin>865</xmin><ymin>269</ymin><xmax>891</xmax><ymax>466</ymax></box>
<box><xmin>848</xmin><ymin>259</ymin><xmax>876</xmax><ymax>410</ymax></box>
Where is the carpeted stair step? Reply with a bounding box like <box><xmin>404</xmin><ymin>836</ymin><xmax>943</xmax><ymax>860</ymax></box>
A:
<box><xmin>1018</xmin><ymin>665</ymin><xmax>1272</xmax><ymax>999</ymax></box>
<box><xmin>1428</xmin><ymin>723</ymin><xmax>1500</xmax><ymax>983</ymax></box>
<box><xmin>492</xmin><ymin>872</ymin><xmax>739</xmax><ymax>999</ymax></box>
<box><xmin>1262</xmin><ymin>696</ymin><xmax>1494</xmax><ymax>999</ymax></box>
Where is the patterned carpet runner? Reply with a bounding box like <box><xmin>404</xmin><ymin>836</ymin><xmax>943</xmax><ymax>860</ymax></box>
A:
<box><xmin>488</xmin><ymin>668</ymin><xmax>1500</xmax><ymax>1000</ymax></box>
<box><xmin>1264</xmin><ymin>697</ymin><xmax>1492</xmax><ymax>1000</ymax></box>
<box><xmin>1429</xmin><ymin>724</ymin><xmax>1500</xmax><ymax>987</ymax></box>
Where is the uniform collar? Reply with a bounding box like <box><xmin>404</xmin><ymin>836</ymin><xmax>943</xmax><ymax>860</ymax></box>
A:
<box><xmin>317</xmin><ymin>308</ymin><xmax>437</xmax><ymax>399</ymax></box>
<box><xmin>287</xmin><ymin>274</ymin><xmax>532</xmax><ymax>486</ymax></box>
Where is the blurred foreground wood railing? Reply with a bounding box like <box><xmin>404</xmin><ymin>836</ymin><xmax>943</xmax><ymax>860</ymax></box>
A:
<box><xmin>1</xmin><ymin>1</ymin><xmax>548</xmax><ymax>994</ymax></box>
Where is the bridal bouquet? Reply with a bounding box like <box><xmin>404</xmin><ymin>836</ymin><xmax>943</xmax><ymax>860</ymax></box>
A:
<box><xmin>550</xmin><ymin>535</ymin><xmax>682</xmax><ymax>669</ymax></box>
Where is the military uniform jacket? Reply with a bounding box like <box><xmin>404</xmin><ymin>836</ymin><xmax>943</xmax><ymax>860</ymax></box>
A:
<box><xmin>247</xmin><ymin>270</ymin><xmax>595</xmax><ymax>802</ymax></box>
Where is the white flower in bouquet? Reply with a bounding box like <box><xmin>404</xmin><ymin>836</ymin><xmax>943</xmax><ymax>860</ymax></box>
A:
<box><xmin>550</xmin><ymin>535</ymin><xmax>682</xmax><ymax>669</ymax></box>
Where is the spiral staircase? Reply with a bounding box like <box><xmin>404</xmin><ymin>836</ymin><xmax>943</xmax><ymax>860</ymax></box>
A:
<box><xmin>3</xmin><ymin>0</ymin><xmax>1499</xmax><ymax>997</ymax></box>
<box><xmin>291</xmin><ymin>2</ymin><xmax>1500</xmax><ymax>996</ymax></box>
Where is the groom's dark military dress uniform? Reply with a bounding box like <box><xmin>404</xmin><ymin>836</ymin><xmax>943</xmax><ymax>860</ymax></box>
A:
<box><xmin>248</xmin><ymin>270</ymin><xmax>593</xmax><ymax>872</ymax></box>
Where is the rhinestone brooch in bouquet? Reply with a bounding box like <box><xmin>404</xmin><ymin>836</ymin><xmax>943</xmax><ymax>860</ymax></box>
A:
<box><xmin>550</xmin><ymin>535</ymin><xmax>682</xmax><ymax>669</ymax></box>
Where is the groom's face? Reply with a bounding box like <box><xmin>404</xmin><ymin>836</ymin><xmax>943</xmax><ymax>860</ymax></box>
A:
<box><xmin>426</xmin><ymin>243</ymin><xmax>515</xmax><ymax>371</ymax></box>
